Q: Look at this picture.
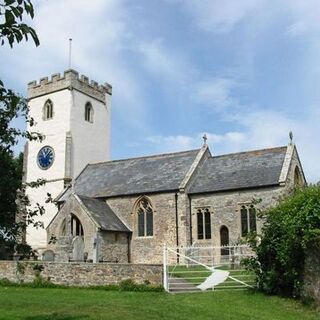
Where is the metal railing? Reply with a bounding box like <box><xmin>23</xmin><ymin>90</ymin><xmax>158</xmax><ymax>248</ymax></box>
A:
<box><xmin>163</xmin><ymin>245</ymin><xmax>256</xmax><ymax>293</ymax></box>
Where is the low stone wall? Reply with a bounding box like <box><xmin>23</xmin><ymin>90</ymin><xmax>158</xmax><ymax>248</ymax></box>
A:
<box><xmin>0</xmin><ymin>261</ymin><xmax>163</xmax><ymax>286</ymax></box>
<box><xmin>303</xmin><ymin>246</ymin><xmax>320</xmax><ymax>307</ymax></box>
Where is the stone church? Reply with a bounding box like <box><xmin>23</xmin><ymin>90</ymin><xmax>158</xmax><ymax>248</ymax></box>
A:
<box><xmin>24</xmin><ymin>70</ymin><xmax>306</xmax><ymax>264</ymax></box>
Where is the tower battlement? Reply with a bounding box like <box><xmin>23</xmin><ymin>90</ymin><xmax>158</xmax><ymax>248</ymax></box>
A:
<box><xmin>28</xmin><ymin>69</ymin><xmax>112</xmax><ymax>103</ymax></box>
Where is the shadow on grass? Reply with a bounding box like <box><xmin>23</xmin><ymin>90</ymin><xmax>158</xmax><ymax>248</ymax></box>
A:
<box><xmin>24</xmin><ymin>313</ymin><xmax>89</xmax><ymax>320</ymax></box>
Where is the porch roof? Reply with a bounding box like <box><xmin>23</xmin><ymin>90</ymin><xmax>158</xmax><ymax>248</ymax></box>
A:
<box><xmin>78</xmin><ymin>195</ymin><xmax>131</xmax><ymax>233</ymax></box>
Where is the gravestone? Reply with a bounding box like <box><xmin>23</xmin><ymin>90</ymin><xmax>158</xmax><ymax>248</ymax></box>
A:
<box><xmin>72</xmin><ymin>236</ymin><xmax>84</xmax><ymax>261</ymax></box>
<box><xmin>42</xmin><ymin>249</ymin><xmax>55</xmax><ymax>261</ymax></box>
<box><xmin>92</xmin><ymin>236</ymin><xmax>100</xmax><ymax>263</ymax></box>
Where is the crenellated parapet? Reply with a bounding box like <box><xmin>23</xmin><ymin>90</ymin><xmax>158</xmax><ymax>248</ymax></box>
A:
<box><xmin>28</xmin><ymin>69</ymin><xmax>112</xmax><ymax>103</ymax></box>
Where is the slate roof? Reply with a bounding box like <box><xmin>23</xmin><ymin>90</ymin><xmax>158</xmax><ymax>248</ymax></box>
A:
<box><xmin>60</xmin><ymin>149</ymin><xmax>200</xmax><ymax>200</ymax></box>
<box><xmin>188</xmin><ymin>146</ymin><xmax>287</xmax><ymax>194</ymax></box>
<box><xmin>78</xmin><ymin>195</ymin><xmax>131</xmax><ymax>232</ymax></box>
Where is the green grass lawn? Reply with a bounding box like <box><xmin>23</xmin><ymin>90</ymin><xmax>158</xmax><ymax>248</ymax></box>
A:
<box><xmin>0</xmin><ymin>287</ymin><xmax>318</xmax><ymax>320</ymax></box>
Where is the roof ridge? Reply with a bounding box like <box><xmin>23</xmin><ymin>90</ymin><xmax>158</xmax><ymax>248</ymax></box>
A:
<box><xmin>87</xmin><ymin>148</ymin><xmax>201</xmax><ymax>166</ymax></box>
<box><xmin>210</xmin><ymin>146</ymin><xmax>287</xmax><ymax>159</ymax></box>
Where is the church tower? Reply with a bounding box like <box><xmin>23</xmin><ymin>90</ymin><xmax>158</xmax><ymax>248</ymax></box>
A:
<box><xmin>24</xmin><ymin>70</ymin><xmax>112</xmax><ymax>250</ymax></box>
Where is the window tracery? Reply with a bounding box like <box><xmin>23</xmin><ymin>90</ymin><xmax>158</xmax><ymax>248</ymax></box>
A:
<box><xmin>240</xmin><ymin>204</ymin><xmax>256</xmax><ymax>236</ymax></box>
<box><xmin>43</xmin><ymin>99</ymin><xmax>53</xmax><ymax>120</ymax></box>
<box><xmin>197</xmin><ymin>208</ymin><xmax>211</xmax><ymax>240</ymax></box>
<box><xmin>137</xmin><ymin>198</ymin><xmax>153</xmax><ymax>237</ymax></box>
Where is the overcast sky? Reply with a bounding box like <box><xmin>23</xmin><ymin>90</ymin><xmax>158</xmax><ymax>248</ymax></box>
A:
<box><xmin>1</xmin><ymin>0</ymin><xmax>320</xmax><ymax>182</ymax></box>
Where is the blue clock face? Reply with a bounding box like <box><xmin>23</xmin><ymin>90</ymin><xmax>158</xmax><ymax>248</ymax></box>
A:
<box><xmin>37</xmin><ymin>146</ymin><xmax>54</xmax><ymax>170</ymax></box>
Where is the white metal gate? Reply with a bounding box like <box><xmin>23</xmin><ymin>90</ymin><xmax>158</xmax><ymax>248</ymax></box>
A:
<box><xmin>163</xmin><ymin>245</ymin><xmax>256</xmax><ymax>293</ymax></box>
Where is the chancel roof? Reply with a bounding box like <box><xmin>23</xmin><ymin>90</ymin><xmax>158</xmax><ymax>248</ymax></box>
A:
<box><xmin>78</xmin><ymin>195</ymin><xmax>131</xmax><ymax>232</ymax></box>
<box><xmin>188</xmin><ymin>146</ymin><xmax>287</xmax><ymax>194</ymax></box>
<box><xmin>60</xmin><ymin>149</ymin><xmax>200</xmax><ymax>200</ymax></box>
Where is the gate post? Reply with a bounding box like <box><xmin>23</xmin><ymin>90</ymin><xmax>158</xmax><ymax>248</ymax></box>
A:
<box><xmin>163</xmin><ymin>244</ymin><xmax>168</xmax><ymax>292</ymax></box>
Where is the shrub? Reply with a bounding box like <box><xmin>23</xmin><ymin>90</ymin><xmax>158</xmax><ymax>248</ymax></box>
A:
<box><xmin>32</xmin><ymin>263</ymin><xmax>44</xmax><ymax>278</ymax></box>
<box><xmin>0</xmin><ymin>278</ymin><xmax>164</xmax><ymax>292</ymax></box>
<box><xmin>119</xmin><ymin>279</ymin><xmax>163</xmax><ymax>292</ymax></box>
<box><xmin>245</xmin><ymin>186</ymin><xmax>320</xmax><ymax>297</ymax></box>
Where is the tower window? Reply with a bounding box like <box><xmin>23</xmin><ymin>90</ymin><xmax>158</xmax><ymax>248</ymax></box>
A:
<box><xmin>43</xmin><ymin>99</ymin><xmax>53</xmax><ymax>120</ymax></box>
<box><xmin>136</xmin><ymin>198</ymin><xmax>153</xmax><ymax>237</ymax></box>
<box><xmin>85</xmin><ymin>102</ymin><xmax>94</xmax><ymax>123</ymax></box>
<box><xmin>197</xmin><ymin>208</ymin><xmax>211</xmax><ymax>240</ymax></box>
<box><xmin>240</xmin><ymin>204</ymin><xmax>257</xmax><ymax>236</ymax></box>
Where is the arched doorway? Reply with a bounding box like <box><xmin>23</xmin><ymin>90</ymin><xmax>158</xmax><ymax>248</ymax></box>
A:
<box><xmin>220</xmin><ymin>226</ymin><xmax>229</xmax><ymax>256</ymax></box>
<box><xmin>71</xmin><ymin>214</ymin><xmax>84</xmax><ymax>237</ymax></box>
<box><xmin>71</xmin><ymin>214</ymin><xmax>84</xmax><ymax>261</ymax></box>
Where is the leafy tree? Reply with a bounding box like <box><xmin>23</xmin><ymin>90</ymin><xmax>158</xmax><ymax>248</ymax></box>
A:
<box><xmin>0</xmin><ymin>0</ymin><xmax>39</xmax><ymax>47</ymax></box>
<box><xmin>0</xmin><ymin>0</ymin><xmax>44</xmax><ymax>259</ymax></box>
<box><xmin>245</xmin><ymin>186</ymin><xmax>320</xmax><ymax>297</ymax></box>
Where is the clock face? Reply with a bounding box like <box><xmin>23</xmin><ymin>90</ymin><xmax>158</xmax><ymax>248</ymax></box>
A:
<box><xmin>37</xmin><ymin>146</ymin><xmax>54</xmax><ymax>170</ymax></box>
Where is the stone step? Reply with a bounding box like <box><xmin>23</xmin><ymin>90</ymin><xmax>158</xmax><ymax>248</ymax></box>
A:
<box><xmin>168</xmin><ymin>277</ymin><xmax>201</xmax><ymax>293</ymax></box>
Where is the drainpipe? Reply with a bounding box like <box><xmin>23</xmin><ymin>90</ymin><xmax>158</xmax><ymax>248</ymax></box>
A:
<box><xmin>127</xmin><ymin>233</ymin><xmax>131</xmax><ymax>263</ymax></box>
<box><xmin>188</xmin><ymin>195</ymin><xmax>193</xmax><ymax>245</ymax></box>
<box><xmin>175</xmin><ymin>193</ymin><xmax>179</xmax><ymax>263</ymax></box>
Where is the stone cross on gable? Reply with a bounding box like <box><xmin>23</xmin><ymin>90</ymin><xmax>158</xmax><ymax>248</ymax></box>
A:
<box><xmin>203</xmin><ymin>133</ymin><xmax>208</xmax><ymax>145</ymax></box>
<box><xmin>289</xmin><ymin>131</ymin><xmax>293</xmax><ymax>145</ymax></box>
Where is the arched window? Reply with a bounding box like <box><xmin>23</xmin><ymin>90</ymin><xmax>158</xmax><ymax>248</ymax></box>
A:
<box><xmin>85</xmin><ymin>102</ymin><xmax>94</xmax><ymax>123</ymax></box>
<box><xmin>197</xmin><ymin>208</ymin><xmax>211</xmax><ymax>240</ymax></box>
<box><xmin>43</xmin><ymin>99</ymin><xmax>53</xmax><ymax>120</ymax></box>
<box><xmin>240</xmin><ymin>204</ymin><xmax>256</xmax><ymax>236</ymax></box>
<box><xmin>136</xmin><ymin>198</ymin><xmax>153</xmax><ymax>237</ymax></box>
<box><xmin>71</xmin><ymin>215</ymin><xmax>84</xmax><ymax>237</ymax></box>
<box><xmin>220</xmin><ymin>226</ymin><xmax>229</xmax><ymax>256</ymax></box>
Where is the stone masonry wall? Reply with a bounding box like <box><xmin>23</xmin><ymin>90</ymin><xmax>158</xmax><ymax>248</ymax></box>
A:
<box><xmin>28</xmin><ymin>69</ymin><xmax>112</xmax><ymax>102</ymax></box>
<box><xmin>303</xmin><ymin>246</ymin><xmax>320</xmax><ymax>307</ymax></box>
<box><xmin>99</xmin><ymin>232</ymin><xmax>129</xmax><ymax>263</ymax></box>
<box><xmin>190</xmin><ymin>186</ymin><xmax>286</xmax><ymax>247</ymax></box>
<box><xmin>0</xmin><ymin>261</ymin><xmax>162</xmax><ymax>286</ymax></box>
<box><xmin>189</xmin><ymin>145</ymin><xmax>303</xmax><ymax>247</ymax></box>
<box><xmin>106</xmin><ymin>192</ymin><xmax>179</xmax><ymax>264</ymax></box>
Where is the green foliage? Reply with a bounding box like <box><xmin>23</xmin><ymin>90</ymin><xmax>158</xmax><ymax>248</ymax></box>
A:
<box><xmin>14</xmin><ymin>242</ymin><xmax>37</xmax><ymax>259</ymax></box>
<box><xmin>30</xmin><ymin>276</ymin><xmax>54</xmax><ymax>288</ymax></box>
<box><xmin>16</xmin><ymin>260</ymin><xmax>26</xmax><ymax>275</ymax></box>
<box><xmin>0</xmin><ymin>0</ymin><xmax>39</xmax><ymax>47</ymax></box>
<box><xmin>32</xmin><ymin>263</ymin><xmax>44</xmax><ymax>278</ymax></box>
<box><xmin>0</xmin><ymin>277</ymin><xmax>164</xmax><ymax>292</ymax></box>
<box><xmin>246</xmin><ymin>186</ymin><xmax>320</xmax><ymax>297</ymax></box>
<box><xmin>118</xmin><ymin>279</ymin><xmax>164</xmax><ymax>292</ymax></box>
<box><xmin>16</xmin><ymin>260</ymin><xmax>26</xmax><ymax>283</ymax></box>
<box><xmin>0</xmin><ymin>0</ymin><xmax>45</xmax><ymax>259</ymax></box>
